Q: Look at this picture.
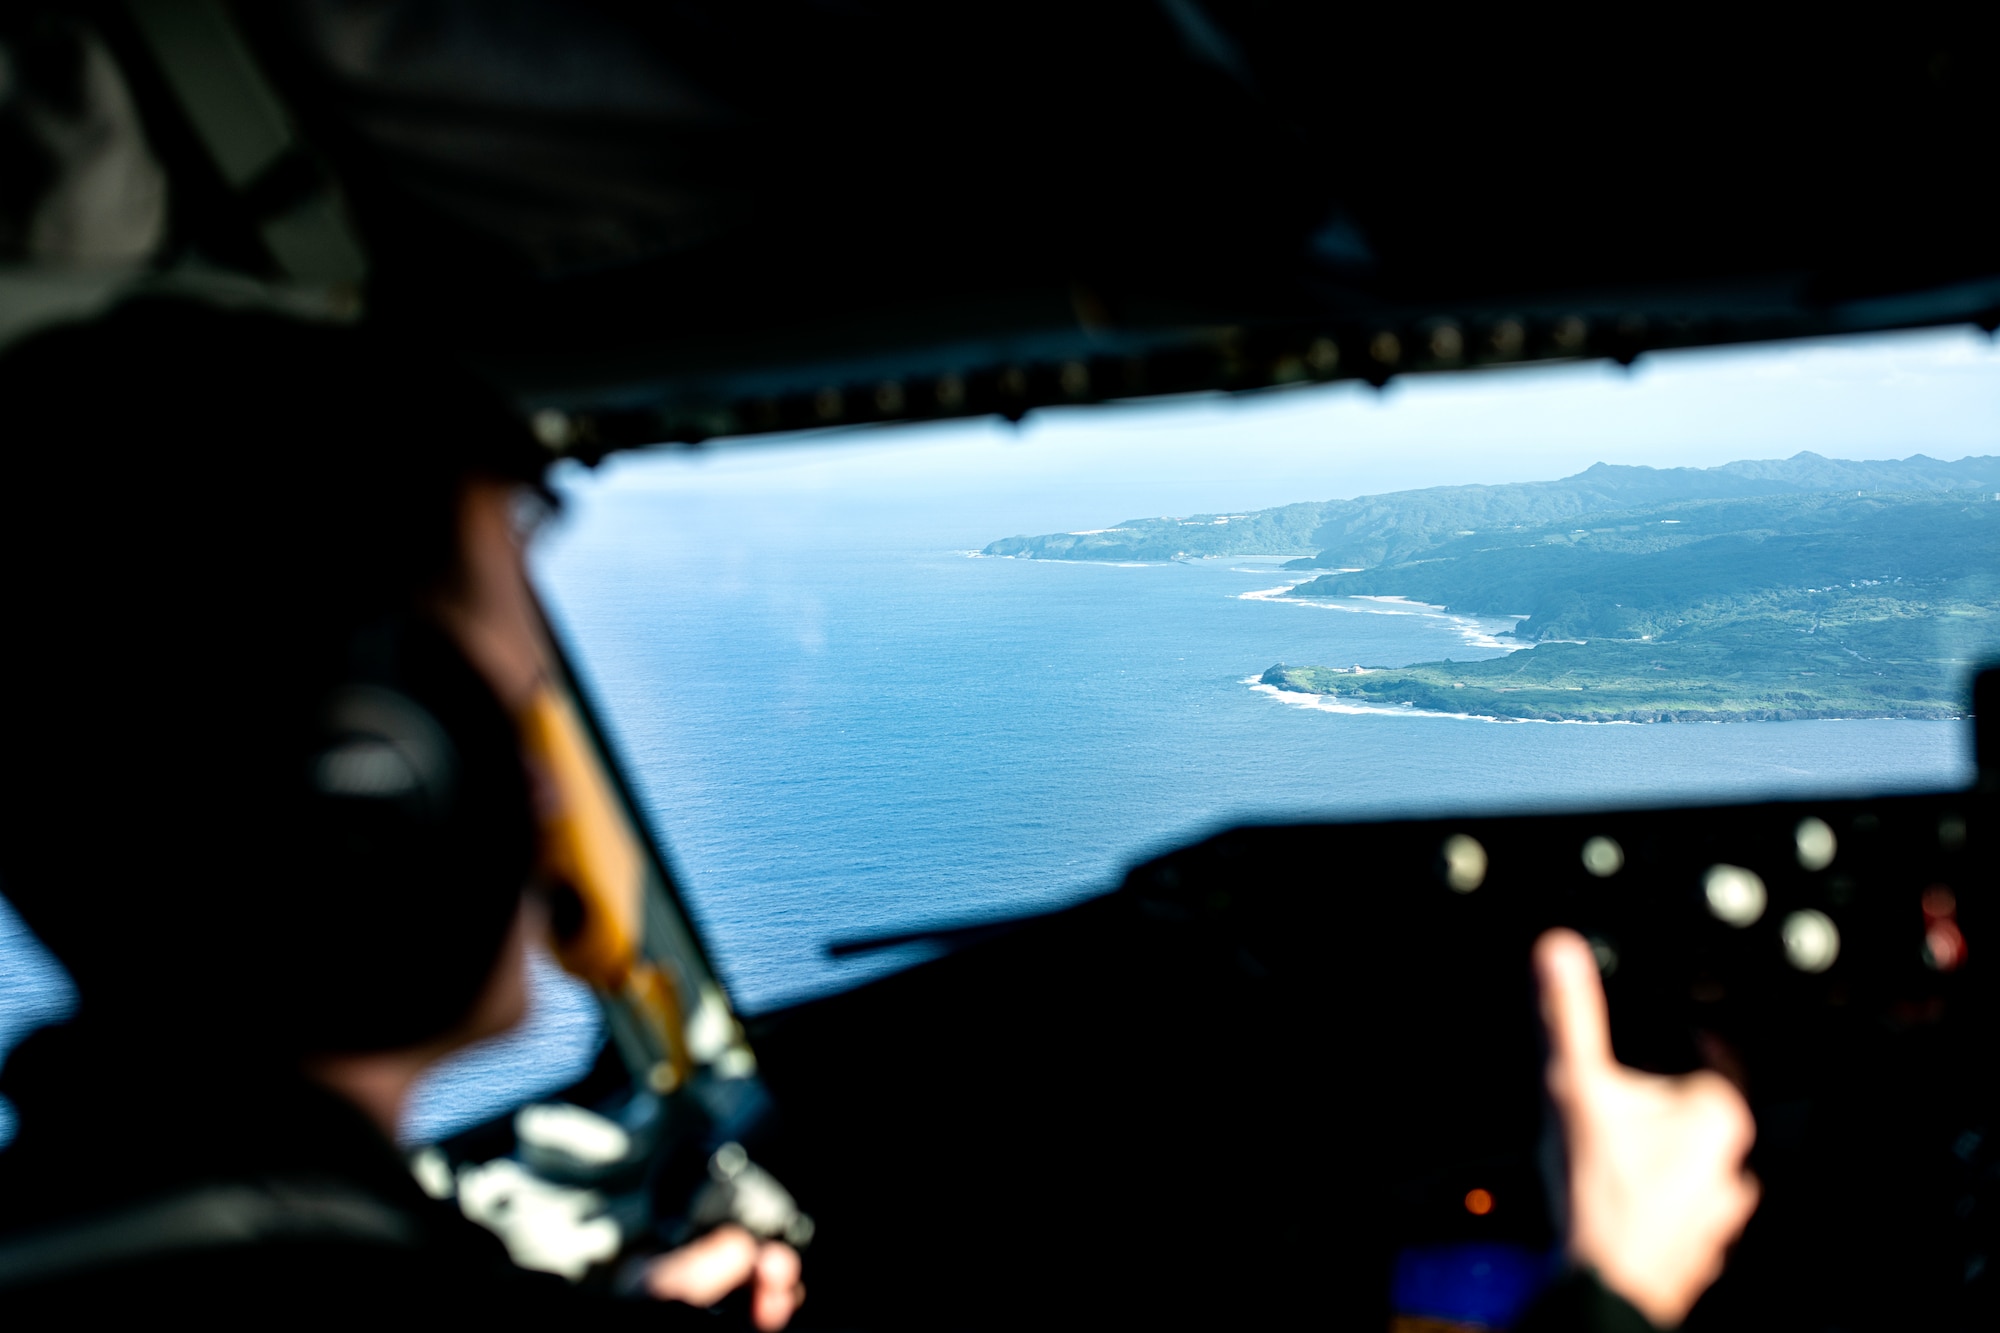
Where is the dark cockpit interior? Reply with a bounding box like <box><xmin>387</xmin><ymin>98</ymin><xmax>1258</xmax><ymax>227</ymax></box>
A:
<box><xmin>4</xmin><ymin>5</ymin><xmax>1999</xmax><ymax>1329</ymax></box>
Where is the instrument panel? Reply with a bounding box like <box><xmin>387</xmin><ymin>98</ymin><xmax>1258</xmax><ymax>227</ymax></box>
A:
<box><xmin>751</xmin><ymin>788</ymin><xmax>1996</xmax><ymax>1329</ymax></box>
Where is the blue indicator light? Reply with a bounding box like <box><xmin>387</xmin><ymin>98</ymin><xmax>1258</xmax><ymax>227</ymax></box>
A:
<box><xmin>1391</xmin><ymin>1242</ymin><xmax>1556</xmax><ymax>1329</ymax></box>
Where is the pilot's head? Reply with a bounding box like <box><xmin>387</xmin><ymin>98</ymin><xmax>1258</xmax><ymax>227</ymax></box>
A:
<box><xmin>0</xmin><ymin>299</ymin><xmax>556</xmax><ymax>1060</ymax></box>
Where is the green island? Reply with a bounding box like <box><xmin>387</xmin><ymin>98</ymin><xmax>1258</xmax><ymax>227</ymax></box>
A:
<box><xmin>988</xmin><ymin>454</ymin><xmax>2000</xmax><ymax>722</ymax></box>
<box><xmin>1270</xmin><ymin>490</ymin><xmax>2000</xmax><ymax>721</ymax></box>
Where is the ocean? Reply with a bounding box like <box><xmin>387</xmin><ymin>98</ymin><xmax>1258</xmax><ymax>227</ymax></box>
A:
<box><xmin>533</xmin><ymin>487</ymin><xmax>1971</xmax><ymax>1016</ymax></box>
<box><xmin>0</xmin><ymin>467</ymin><xmax>1976</xmax><ymax>1144</ymax></box>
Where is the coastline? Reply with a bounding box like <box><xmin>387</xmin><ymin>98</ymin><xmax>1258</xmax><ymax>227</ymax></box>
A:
<box><xmin>1252</xmin><ymin>662</ymin><xmax>1967</xmax><ymax>724</ymax></box>
<box><xmin>1240</xmin><ymin>583</ymin><xmax>1529</xmax><ymax>653</ymax></box>
<box><xmin>1244</xmin><ymin>676</ymin><xmax>1636</xmax><ymax>725</ymax></box>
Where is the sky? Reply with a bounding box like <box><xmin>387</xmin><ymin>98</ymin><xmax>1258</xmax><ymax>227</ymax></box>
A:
<box><xmin>558</xmin><ymin>326</ymin><xmax>2000</xmax><ymax>546</ymax></box>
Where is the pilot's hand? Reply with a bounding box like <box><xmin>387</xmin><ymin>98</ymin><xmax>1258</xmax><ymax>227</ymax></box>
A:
<box><xmin>644</xmin><ymin>1224</ymin><xmax>804</xmax><ymax>1330</ymax></box>
<box><xmin>1535</xmin><ymin>929</ymin><xmax>1760</xmax><ymax>1328</ymax></box>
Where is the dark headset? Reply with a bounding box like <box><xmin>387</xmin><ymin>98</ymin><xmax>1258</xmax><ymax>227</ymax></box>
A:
<box><xmin>283</xmin><ymin>615</ymin><xmax>539</xmax><ymax>1052</ymax></box>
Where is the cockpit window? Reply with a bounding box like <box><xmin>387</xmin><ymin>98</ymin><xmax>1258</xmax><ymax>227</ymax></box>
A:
<box><xmin>530</xmin><ymin>327</ymin><xmax>1999</xmax><ymax>1015</ymax></box>
<box><xmin>0</xmin><ymin>328</ymin><xmax>1991</xmax><ymax>1144</ymax></box>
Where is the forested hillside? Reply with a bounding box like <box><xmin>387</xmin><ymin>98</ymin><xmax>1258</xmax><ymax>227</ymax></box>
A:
<box><xmin>980</xmin><ymin>453</ymin><xmax>2000</xmax><ymax>565</ymax></box>
<box><xmin>983</xmin><ymin>453</ymin><xmax>2000</xmax><ymax>721</ymax></box>
<box><xmin>1287</xmin><ymin>493</ymin><xmax>2000</xmax><ymax>641</ymax></box>
<box><xmin>1266</xmin><ymin>492</ymin><xmax>2000</xmax><ymax>721</ymax></box>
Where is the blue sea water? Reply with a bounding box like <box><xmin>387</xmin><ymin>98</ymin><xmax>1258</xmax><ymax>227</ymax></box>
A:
<box><xmin>0</xmin><ymin>465</ymin><xmax>1976</xmax><ymax>1144</ymax></box>
<box><xmin>533</xmin><ymin>483</ymin><xmax>1973</xmax><ymax>1018</ymax></box>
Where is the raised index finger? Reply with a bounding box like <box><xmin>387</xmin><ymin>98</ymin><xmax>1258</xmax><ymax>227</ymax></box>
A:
<box><xmin>1535</xmin><ymin>928</ymin><xmax>1614</xmax><ymax>1087</ymax></box>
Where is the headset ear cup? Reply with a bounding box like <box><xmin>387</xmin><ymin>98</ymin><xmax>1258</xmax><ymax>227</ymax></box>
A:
<box><xmin>312</xmin><ymin>685</ymin><xmax>458</xmax><ymax>820</ymax></box>
<box><xmin>283</xmin><ymin>619</ymin><xmax>536</xmax><ymax>1052</ymax></box>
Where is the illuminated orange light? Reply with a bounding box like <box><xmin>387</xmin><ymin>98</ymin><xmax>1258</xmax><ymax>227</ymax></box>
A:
<box><xmin>1464</xmin><ymin>1188</ymin><xmax>1494</xmax><ymax>1216</ymax></box>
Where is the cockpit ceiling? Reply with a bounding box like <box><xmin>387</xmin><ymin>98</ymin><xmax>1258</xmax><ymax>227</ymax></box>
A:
<box><xmin>32</xmin><ymin>4</ymin><xmax>2000</xmax><ymax>454</ymax></box>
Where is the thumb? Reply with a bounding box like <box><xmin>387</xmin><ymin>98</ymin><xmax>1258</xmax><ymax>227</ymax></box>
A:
<box><xmin>646</xmin><ymin>1226</ymin><xmax>760</xmax><ymax>1307</ymax></box>
<box><xmin>1536</xmin><ymin>929</ymin><xmax>1614</xmax><ymax>1094</ymax></box>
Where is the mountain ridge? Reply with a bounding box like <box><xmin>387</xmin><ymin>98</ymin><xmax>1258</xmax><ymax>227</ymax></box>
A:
<box><xmin>979</xmin><ymin>453</ymin><xmax>2000</xmax><ymax>567</ymax></box>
